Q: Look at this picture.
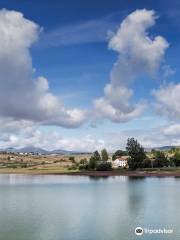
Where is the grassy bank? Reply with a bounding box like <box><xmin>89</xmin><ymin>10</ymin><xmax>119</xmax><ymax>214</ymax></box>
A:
<box><xmin>1</xmin><ymin>167</ymin><xmax>180</xmax><ymax>176</ymax></box>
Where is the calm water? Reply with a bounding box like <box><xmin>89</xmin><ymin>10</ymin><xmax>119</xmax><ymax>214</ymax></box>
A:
<box><xmin>0</xmin><ymin>175</ymin><xmax>179</xmax><ymax>240</ymax></box>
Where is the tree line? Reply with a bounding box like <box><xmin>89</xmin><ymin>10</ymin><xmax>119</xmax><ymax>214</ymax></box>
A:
<box><xmin>78</xmin><ymin>137</ymin><xmax>180</xmax><ymax>171</ymax></box>
<box><xmin>79</xmin><ymin>149</ymin><xmax>112</xmax><ymax>171</ymax></box>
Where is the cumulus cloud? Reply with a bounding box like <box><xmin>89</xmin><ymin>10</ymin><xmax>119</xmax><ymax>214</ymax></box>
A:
<box><xmin>153</xmin><ymin>83</ymin><xmax>180</xmax><ymax>119</ymax></box>
<box><xmin>0</xmin><ymin>9</ymin><xmax>86</xmax><ymax>128</ymax></box>
<box><xmin>0</xmin><ymin>119</ymin><xmax>106</xmax><ymax>152</ymax></box>
<box><xmin>162</xmin><ymin>123</ymin><xmax>180</xmax><ymax>136</ymax></box>
<box><xmin>94</xmin><ymin>9</ymin><xmax>169</xmax><ymax>123</ymax></box>
<box><xmin>145</xmin><ymin>124</ymin><xmax>180</xmax><ymax>147</ymax></box>
<box><xmin>0</xmin><ymin>118</ymin><xmax>180</xmax><ymax>151</ymax></box>
<box><xmin>94</xmin><ymin>84</ymin><xmax>146</xmax><ymax>122</ymax></box>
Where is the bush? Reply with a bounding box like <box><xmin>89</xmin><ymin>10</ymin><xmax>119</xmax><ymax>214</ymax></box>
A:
<box><xmin>53</xmin><ymin>160</ymin><xmax>59</xmax><ymax>163</ymax></box>
<box><xmin>96</xmin><ymin>162</ymin><xmax>112</xmax><ymax>171</ymax></box>
<box><xmin>153</xmin><ymin>151</ymin><xmax>169</xmax><ymax>167</ymax></box>
<box><xmin>69</xmin><ymin>156</ymin><xmax>75</xmax><ymax>163</ymax></box>
<box><xmin>68</xmin><ymin>165</ymin><xmax>77</xmax><ymax>170</ymax></box>
<box><xmin>78</xmin><ymin>165</ymin><xmax>84</xmax><ymax>170</ymax></box>
<box><xmin>79</xmin><ymin>158</ymin><xmax>87</xmax><ymax>165</ymax></box>
<box><xmin>172</xmin><ymin>152</ymin><xmax>180</xmax><ymax>166</ymax></box>
<box><xmin>78</xmin><ymin>164</ymin><xmax>89</xmax><ymax>170</ymax></box>
<box><xmin>79</xmin><ymin>158</ymin><xmax>88</xmax><ymax>171</ymax></box>
<box><xmin>142</xmin><ymin>159</ymin><xmax>152</xmax><ymax>168</ymax></box>
<box><xmin>21</xmin><ymin>163</ymin><xmax>28</xmax><ymax>168</ymax></box>
<box><xmin>11</xmin><ymin>165</ymin><xmax>17</xmax><ymax>169</ymax></box>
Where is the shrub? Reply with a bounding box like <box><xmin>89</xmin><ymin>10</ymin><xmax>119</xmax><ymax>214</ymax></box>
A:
<box><xmin>79</xmin><ymin>158</ymin><xmax>87</xmax><ymax>165</ymax></box>
<box><xmin>69</xmin><ymin>156</ymin><xmax>75</xmax><ymax>163</ymax></box>
<box><xmin>153</xmin><ymin>151</ymin><xmax>169</xmax><ymax>167</ymax></box>
<box><xmin>11</xmin><ymin>165</ymin><xmax>17</xmax><ymax>169</ymax></box>
<box><xmin>78</xmin><ymin>164</ymin><xmax>89</xmax><ymax>170</ymax></box>
<box><xmin>96</xmin><ymin>162</ymin><xmax>112</xmax><ymax>171</ymax></box>
<box><xmin>142</xmin><ymin>159</ymin><xmax>152</xmax><ymax>168</ymax></box>
<box><xmin>172</xmin><ymin>152</ymin><xmax>180</xmax><ymax>166</ymax></box>
<box><xmin>68</xmin><ymin>165</ymin><xmax>77</xmax><ymax>170</ymax></box>
<box><xmin>78</xmin><ymin>158</ymin><xmax>88</xmax><ymax>170</ymax></box>
<box><xmin>21</xmin><ymin>163</ymin><xmax>28</xmax><ymax>168</ymax></box>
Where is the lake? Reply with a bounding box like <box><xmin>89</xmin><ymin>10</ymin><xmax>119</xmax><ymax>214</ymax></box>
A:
<box><xmin>0</xmin><ymin>174</ymin><xmax>179</xmax><ymax>240</ymax></box>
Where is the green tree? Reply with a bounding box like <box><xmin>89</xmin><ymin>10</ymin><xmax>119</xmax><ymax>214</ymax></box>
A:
<box><xmin>69</xmin><ymin>156</ymin><xmax>75</xmax><ymax>163</ymax></box>
<box><xmin>172</xmin><ymin>152</ymin><xmax>180</xmax><ymax>166</ymax></box>
<box><xmin>101</xmin><ymin>149</ymin><xmax>108</xmax><ymax>162</ymax></box>
<box><xmin>79</xmin><ymin>158</ymin><xmax>87</xmax><ymax>165</ymax></box>
<box><xmin>93</xmin><ymin>150</ymin><xmax>101</xmax><ymax>162</ymax></box>
<box><xmin>153</xmin><ymin>151</ymin><xmax>169</xmax><ymax>167</ymax></box>
<box><xmin>126</xmin><ymin>138</ymin><xmax>146</xmax><ymax>170</ymax></box>
<box><xmin>88</xmin><ymin>156</ymin><xmax>97</xmax><ymax>170</ymax></box>
<box><xmin>87</xmin><ymin>151</ymin><xmax>101</xmax><ymax>170</ymax></box>
<box><xmin>78</xmin><ymin>158</ymin><xmax>88</xmax><ymax>170</ymax></box>
<box><xmin>112</xmin><ymin>150</ymin><xmax>127</xmax><ymax>161</ymax></box>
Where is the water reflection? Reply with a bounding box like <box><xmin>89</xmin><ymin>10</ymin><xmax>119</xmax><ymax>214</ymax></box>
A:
<box><xmin>0</xmin><ymin>174</ymin><xmax>93</xmax><ymax>185</ymax></box>
<box><xmin>126</xmin><ymin>177</ymin><xmax>147</xmax><ymax>215</ymax></box>
<box><xmin>128</xmin><ymin>176</ymin><xmax>146</xmax><ymax>180</ymax></box>
<box><xmin>0</xmin><ymin>174</ymin><xmax>131</xmax><ymax>185</ymax></box>
<box><xmin>89</xmin><ymin>175</ymin><xmax>109</xmax><ymax>181</ymax></box>
<box><xmin>0</xmin><ymin>175</ymin><xmax>179</xmax><ymax>240</ymax></box>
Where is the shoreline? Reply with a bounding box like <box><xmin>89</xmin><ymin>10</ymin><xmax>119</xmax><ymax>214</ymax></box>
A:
<box><xmin>0</xmin><ymin>169</ymin><xmax>180</xmax><ymax>177</ymax></box>
<box><xmin>57</xmin><ymin>170</ymin><xmax>180</xmax><ymax>177</ymax></box>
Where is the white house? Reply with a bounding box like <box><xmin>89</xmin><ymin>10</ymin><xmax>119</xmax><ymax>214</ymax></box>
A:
<box><xmin>113</xmin><ymin>156</ymin><xmax>129</xmax><ymax>168</ymax></box>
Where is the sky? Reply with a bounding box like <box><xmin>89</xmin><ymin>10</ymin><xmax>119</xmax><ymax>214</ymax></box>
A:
<box><xmin>0</xmin><ymin>0</ymin><xmax>180</xmax><ymax>152</ymax></box>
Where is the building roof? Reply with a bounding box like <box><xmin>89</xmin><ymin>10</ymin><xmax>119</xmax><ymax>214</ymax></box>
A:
<box><xmin>115</xmin><ymin>156</ymin><xmax>129</xmax><ymax>160</ymax></box>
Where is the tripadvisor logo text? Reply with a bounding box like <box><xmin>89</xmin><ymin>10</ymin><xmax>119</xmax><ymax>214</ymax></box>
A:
<box><xmin>135</xmin><ymin>226</ymin><xmax>173</xmax><ymax>236</ymax></box>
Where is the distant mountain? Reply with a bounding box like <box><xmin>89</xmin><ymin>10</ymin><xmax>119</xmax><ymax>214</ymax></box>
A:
<box><xmin>50</xmin><ymin>149</ymin><xmax>79</xmax><ymax>154</ymax></box>
<box><xmin>153</xmin><ymin>146</ymin><xmax>180</xmax><ymax>151</ymax></box>
<box><xmin>2</xmin><ymin>146</ymin><xmax>48</xmax><ymax>154</ymax></box>
<box><xmin>19</xmin><ymin>147</ymin><xmax>49</xmax><ymax>154</ymax></box>
<box><xmin>1</xmin><ymin>146</ymin><xmax>88</xmax><ymax>155</ymax></box>
<box><xmin>145</xmin><ymin>145</ymin><xmax>180</xmax><ymax>152</ymax></box>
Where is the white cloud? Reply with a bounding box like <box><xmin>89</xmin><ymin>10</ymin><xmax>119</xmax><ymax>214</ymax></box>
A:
<box><xmin>103</xmin><ymin>123</ymin><xmax>180</xmax><ymax>150</ymax></box>
<box><xmin>162</xmin><ymin>123</ymin><xmax>180</xmax><ymax>136</ymax></box>
<box><xmin>144</xmin><ymin>124</ymin><xmax>180</xmax><ymax>147</ymax></box>
<box><xmin>0</xmin><ymin>9</ymin><xmax>86</xmax><ymax>128</ymax></box>
<box><xmin>0</xmin><ymin>118</ymin><xmax>179</xmax><ymax>151</ymax></box>
<box><xmin>94</xmin><ymin>9</ymin><xmax>169</xmax><ymax>123</ymax></box>
<box><xmin>153</xmin><ymin>83</ymin><xmax>180</xmax><ymax>119</ymax></box>
<box><xmin>109</xmin><ymin>9</ymin><xmax>168</xmax><ymax>78</ymax></box>
<box><xmin>0</xmin><ymin>8</ymin><xmax>177</xmax><ymax>151</ymax></box>
<box><xmin>94</xmin><ymin>85</ymin><xmax>146</xmax><ymax>122</ymax></box>
<box><xmin>0</xmin><ymin>119</ymin><xmax>106</xmax><ymax>152</ymax></box>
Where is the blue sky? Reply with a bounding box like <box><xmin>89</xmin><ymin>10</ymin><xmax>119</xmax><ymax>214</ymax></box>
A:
<box><xmin>0</xmin><ymin>0</ymin><xmax>179</xmax><ymax>151</ymax></box>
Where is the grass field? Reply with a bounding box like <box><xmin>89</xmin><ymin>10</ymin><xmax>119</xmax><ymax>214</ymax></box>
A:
<box><xmin>0</xmin><ymin>152</ymin><xmax>90</xmax><ymax>174</ymax></box>
<box><xmin>1</xmin><ymin>152</ymin><xmax>180</xmax><ymax>176</ymax></box>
